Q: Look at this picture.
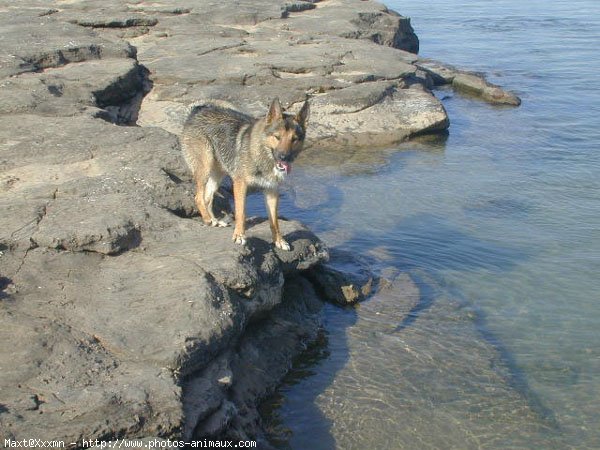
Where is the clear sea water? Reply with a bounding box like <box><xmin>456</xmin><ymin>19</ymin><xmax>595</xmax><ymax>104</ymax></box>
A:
<box><xmin>252</xmin><ymin>1</ymin><xmax>600</xmax><ymax>448</ymax></box>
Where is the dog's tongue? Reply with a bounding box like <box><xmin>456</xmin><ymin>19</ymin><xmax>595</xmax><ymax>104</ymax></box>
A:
<box><xmin>278</xmin><ymin>161</ymin><xmax>291</xmax><ymax>174</ymax></box>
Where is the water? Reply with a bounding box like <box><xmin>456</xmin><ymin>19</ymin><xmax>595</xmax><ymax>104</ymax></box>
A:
<box><xmin>252</xmin><ymin>1</ymin><xmax>600</xmax><ymax>448</ymax></box>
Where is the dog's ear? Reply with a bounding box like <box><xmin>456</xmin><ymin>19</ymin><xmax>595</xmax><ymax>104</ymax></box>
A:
<box><xmin>266</xmin><ymin>98</ymin><xmax>283</xmax><ymax>124</ymax></box>
<box><xmin>296</xmin><ymin>100</ymin><xmax>310</xmax><ymax>127</ymax></box>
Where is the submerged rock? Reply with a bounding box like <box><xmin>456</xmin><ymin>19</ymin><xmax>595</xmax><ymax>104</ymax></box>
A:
<box><xmin>452</xmin><ymin>73</ymin><xmax>522</xmax><ymax>106</ymax></box>
<box><xmin>417</xmin><ymin>58</ymin><xmax>522</xmax><ymax>106</ymax></box>
<box><xmin>306</xmin><ymin>249</ymin><xmax>375</xmax><ymax>306</ymax></box>
<box><xmin>308</xmin><ymin>263</ymin><xmax>374</xmax><ymax>305</ymax></box>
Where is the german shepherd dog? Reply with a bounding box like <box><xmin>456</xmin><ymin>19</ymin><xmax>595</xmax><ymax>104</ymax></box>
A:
<box><xmin>181</xmin><ymin>98</ymin><xmax>310</xmax><ymax>250</ymax></box>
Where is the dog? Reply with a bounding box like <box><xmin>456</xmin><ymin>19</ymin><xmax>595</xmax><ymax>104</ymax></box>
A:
<box><xmin>181</xmin><ymin>98</ymin><xmax>310</xmax><ymax>251</ymax></box>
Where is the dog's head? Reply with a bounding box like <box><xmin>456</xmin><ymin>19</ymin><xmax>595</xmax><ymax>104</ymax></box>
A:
<box><xmin>263</xmin><ymin>98</ymin><xmax>310</xmax><ymax>175</ymax></box>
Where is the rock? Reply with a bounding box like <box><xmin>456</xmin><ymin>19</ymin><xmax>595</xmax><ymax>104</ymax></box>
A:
<box><xmin>67</xmin><ymin>15</ymin><xmax>159</xmax><ymax>29</ymax></box>
<box><xmin>282</xmin><ymin>0</ymin><xmax>419</xmax><ymax>52</ymax></box>
<box><xmin>180</xmin><ymin>275</ymin><xmax>324</xmax><ymax>441</ymax></box>
<box><xmin>182</xmin><ymin>354</ymin><xmax>234</xmax><ymax>439</ymax></box>
<box><xmin>1</xmin><ymin>218</ymin><xmax>327</xmax><ymax>444</ymax></box>
<box><xmin>308</xmin><ymin>264</ymin><xmax>374</xmax><ymax>305</ymax></box>
<box><xmin>0</xmin><ymin>13</ymin><xmax>135</xmax><ymax>78</ymax></box>
<box><xmin>31</xmin><ymin>196</ymin><xmax>144</xmax><ymax>255</ymax></box>
<box><xmin>309</xmin><ymin>85</ymin><xmax>449</xmax><ymax>148</ymax></box>
<box><xmin>452</xmin><ymin>73</ymin><xmax>522</xmax><ymax>106</ymax></box>
<box><xmin>347</xmin><ymin>7</ymin><xmax>419</xmax><ymax>52</ymax></box>
<box><xmin>0</xmin><ymin>315</ymin><xmax>183</xmax><ymax>445</ymax></box>
<box><xmin>417</xmin><ymin>58</ymin><xmax>521</xmax><ymax>106</ymax></box>
<box><xmin>220</xmin><ymin>276</ymin><xmax>325</xmax><ymax>440</ymax></box>
<box><xmin>194</xmin><ymin>400</ymin><xmax>238</xmax><ymax>437</ymax></box>
<box><xmin>283</xmin><ymin>2</ymin><xmax>317</xmax><ymax>14</ymax></box>
<box><xmin>131</xmin><ymin>0</ymin><xmax>447</xmax><ymax>146</ymax></box>
<box><xmin>306</xmin><ymin>249</ymin><xmax>375</xmax><ymax>305</ymax></box>
<box><xmin>415</xmin><ymin>58</ymin><xmax>460</xmax><ymax>84</ymax></box>
<box><xmin>0</xmin><ymin>50</ymin><xmax>147</xmax><ymax>122</ymax></box>
<box><xmin>0</xmin><ymin>110</ymin><xmax>327</xmax><ymax>443</ymax></box>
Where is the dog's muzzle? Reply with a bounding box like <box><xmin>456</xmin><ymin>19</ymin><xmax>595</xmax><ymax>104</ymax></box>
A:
<box><xmin>275</xmin><ymin>160</ymin><xmax>291</xmax><ymax>174</ymax></box>
<box><xmin>272</xmin><ymin>149</ymin><xmax>292</xmax><ymax>174</ymax></box>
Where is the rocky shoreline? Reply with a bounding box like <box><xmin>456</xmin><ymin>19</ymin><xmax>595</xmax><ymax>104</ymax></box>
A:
<box><xmin>0</xmin><ymin>0</ymin><xmax>519</xmax><ymax>446</ymax></box>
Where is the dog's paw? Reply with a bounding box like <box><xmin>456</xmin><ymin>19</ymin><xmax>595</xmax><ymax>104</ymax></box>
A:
<box><xmin>275</xmin><ymin>238</ymin><xmax>291</xmax><ymax>251</ymax></box>
<box><xmin>211</xmin><ymin>218</ymin><xmax>230</xmax><ymax>227</ymax></box>
<box><xmin>232</xmin><ymin>233</ymin><xmax>247</xmax><ymax>246</ymax></box>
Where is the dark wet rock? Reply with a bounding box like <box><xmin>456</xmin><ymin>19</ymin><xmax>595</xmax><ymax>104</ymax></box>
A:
<box><xmin>219</xmin><ymin>276</ymin><xmax>324</xmax><ymax>441</ymax></box>
<box><xmin>177</xmin><ymin>276</ymin><xmax>324</xmax><ymax>441</ymax></box>
<box><xmin>307</xmin><ymin>263</ymin><xmax>374</xmax><ymax>305</ymax></box>
<box><xmin>305</xmin><ymin>249</ymin><xmax>375</xmax><ymax>306</ymax></box>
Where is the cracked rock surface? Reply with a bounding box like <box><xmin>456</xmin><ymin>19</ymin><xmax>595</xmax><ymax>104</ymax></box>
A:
<box><xmin>129</xmin><ymin>0</ymin><xmax>449</xmax><ymax>144</ymax></box>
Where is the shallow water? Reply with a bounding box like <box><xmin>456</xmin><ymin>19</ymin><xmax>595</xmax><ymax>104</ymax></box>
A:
<box><xmin>251</xmin><ymin>1</ymin><xmax>600</xmax><ymax>448</ymax></box>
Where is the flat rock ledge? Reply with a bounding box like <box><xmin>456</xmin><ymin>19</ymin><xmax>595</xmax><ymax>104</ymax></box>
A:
<box><xmin>130</xmin><ymin>0</ymin><xmax>450</xmax><ymax>148</ymax></box>
<box><xmin>0</xmin><ymin>0</ymin><xmax>517</xmax><ymax>446</ymax></box>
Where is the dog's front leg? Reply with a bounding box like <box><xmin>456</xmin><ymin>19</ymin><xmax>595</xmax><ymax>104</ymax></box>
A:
<box><xmin>232</xmin><ymin>178</ymin><xmax>248</xmax><ymax>245</ymax></box>
<box><xmin>265</xmin><ymin>189</ymin><xmax>290</xmax><ymax>251</ymax></box>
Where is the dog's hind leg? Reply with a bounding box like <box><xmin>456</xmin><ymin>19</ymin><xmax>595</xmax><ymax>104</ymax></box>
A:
<box><xmin>193</xmin><ymin>172</ymin><xmax>212</xmax><ymax>226</ymax></box>
<box><xmin>184</xmin><ymin>135</ymin><xmax>224</xmax><ymax>227</ymax></box>
<box><xmin>205</xmin><ymin>168</ymin><xmax>228</xmax><ymax>227</ymax></box>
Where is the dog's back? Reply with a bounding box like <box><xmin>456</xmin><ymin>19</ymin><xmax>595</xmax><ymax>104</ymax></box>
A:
<box><xmin>181</xmin><ymin>102</ymin><xmax>254</xmax><ymax>177</ymax></box>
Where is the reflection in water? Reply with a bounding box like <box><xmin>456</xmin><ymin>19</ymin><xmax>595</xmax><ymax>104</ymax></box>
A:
<box><xmin>300</xmin><ymin>133</ymin><xmax>448</xmax><ymax>177</ymax></box>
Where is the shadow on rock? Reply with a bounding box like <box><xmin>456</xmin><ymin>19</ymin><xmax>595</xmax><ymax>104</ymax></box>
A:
<box><xmin>259</xmin><ymin>298</ymin><xmax>358</xmax><ymax>450</ymax></box>
<box><xmin>0</xmin><ymin>276</ymin><xmax>11</xmax><ymax>300</ymax></box>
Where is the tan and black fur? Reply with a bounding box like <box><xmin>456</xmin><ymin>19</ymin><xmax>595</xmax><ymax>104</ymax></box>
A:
<box><xmin>181</xmin><ymin>98</ymin><xmax>309</xmax><ymax>250</ymax></box>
